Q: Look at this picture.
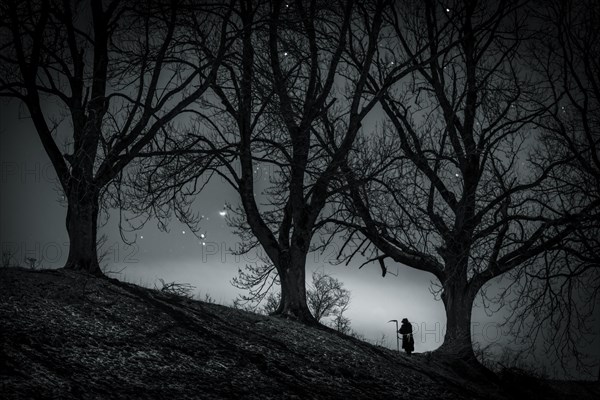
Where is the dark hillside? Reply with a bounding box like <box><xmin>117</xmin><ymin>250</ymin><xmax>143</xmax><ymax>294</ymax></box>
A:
<box><xmin>1</xmin><ymin>268</ymin><xmax>598</xmax><ymax>399</ymax></box>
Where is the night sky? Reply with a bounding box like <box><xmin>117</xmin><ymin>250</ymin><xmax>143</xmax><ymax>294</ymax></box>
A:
<box><xmin>0</xmin><ymin>97</ymin><xmax>514</xmax><ymax>355</ymax></box>
<box><xmin>1</xmin><ymin>1</ymin><xmax>598</xmax><ymax>380</ymax></box>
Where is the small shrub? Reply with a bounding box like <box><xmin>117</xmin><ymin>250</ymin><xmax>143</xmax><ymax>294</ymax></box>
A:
<box><xmin>374</xmin><ymin>333</ymin><xmax>387</xmax><ymax>347</ymax></box>
<box><xmin>155</xmin><ymin>278</ymin><xmax>195</xmax><ymax>299</ymax></box>
<box><xmin>2</xmin><ymin>250</ymin><xmax>16</xmax><ymax>268</ymax></box>
<box><xmin>25</xmin><ymin>257</ymin><xmax>39</xmax><ymax>270</ymax></box>
<box><xmin>199</xmin><ymin>292</ymin><xmax>215</xmax><ymax>304</ymax></box>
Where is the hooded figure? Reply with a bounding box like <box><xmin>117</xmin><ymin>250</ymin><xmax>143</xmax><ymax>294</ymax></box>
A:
<box><xmin>398</xmin><ymin>318</ymin><xmax>414</xmax><ymax>355</ymax></box>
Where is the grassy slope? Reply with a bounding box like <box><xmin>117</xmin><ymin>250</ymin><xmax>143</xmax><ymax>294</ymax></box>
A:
<box><xmin>1</xmin><ymin>267</ymin><xmax>598</xmax><ymax>400</ymax></box>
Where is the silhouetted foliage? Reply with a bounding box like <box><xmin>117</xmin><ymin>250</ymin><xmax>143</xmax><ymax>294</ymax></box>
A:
<box><xmin>234</xmin><ymin>267</ymin><xmax>352</xmax><ymax>330</ymax></box>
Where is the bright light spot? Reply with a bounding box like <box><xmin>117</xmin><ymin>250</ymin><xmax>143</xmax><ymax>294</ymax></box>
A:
<box><xmin>219</xmin><ymin>210</ymin><xmax>227</xmax><ymax>217</ymax></box>
<box><xmin>200</xmin><ymin>233</ymin><xmax>205</xmax><ymax>239</ymax></box>
<box><xmin>182</xmin><ymin>230</ymin><xmax>186</xmax><ymax>234</ymax></box>
<box><xmin>202</xmin><ymin>242</ymin><xmax>206</xmax><ymax>246</ymax></box>
<box><xmin>455</xmin><ymin>173</ymin><xmax>460</xmax><ymax>177</ymax></box>
<box><xmin>446</xmin><ymin>8</ymin><xmax>450</xmax><ymax>12</ymax></box>
<box><xmin>140</xmin><ymin>236</ymin><xmax>144</xmax><ymax>239</ymax></box>
<box><xmin>284</xmin><ymin>52</ymin><xmax>288</xmax><ymax>56</ymax></box>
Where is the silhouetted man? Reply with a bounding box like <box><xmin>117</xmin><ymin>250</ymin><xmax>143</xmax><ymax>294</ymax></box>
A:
<box><xmin>398</xmin><ymin>318</ymin><xmax>414</xmax><ymax>356</ymax></box>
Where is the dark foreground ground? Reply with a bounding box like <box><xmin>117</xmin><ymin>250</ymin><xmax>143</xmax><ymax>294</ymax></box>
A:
<box><xmin>1</xmin><ymin>267</ymin><xmax>598</xmax><ymax>399</ymax></box>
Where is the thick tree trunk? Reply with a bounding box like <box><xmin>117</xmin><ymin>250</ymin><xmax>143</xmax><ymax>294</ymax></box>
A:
<box><xmin>63</xmin><ymin>185</ymin><xmax>102</xmax><ymax>276</ymax></box>
<box><xmin>437</xmin><ymin>279</ymin><xmax>477</xmax><ymax>362</ymax></box>
<box><xmin>273</xmin><ymin>250</ymin><xmax>317</xmax><ymax>324</ymax></box>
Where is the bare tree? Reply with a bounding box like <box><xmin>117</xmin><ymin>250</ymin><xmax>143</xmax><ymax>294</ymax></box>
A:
<box><xmin>0</xmin><ymin>0</ymin><xmax>232</xmax><ymax>274</ymax></box>
<box><xmin>183</xmin><ymin>0</ymin><xmax>396</xmax><ymax>323</ymax></box>
<box><xmin>500</xmin><ymin>0</ymin><xmax>600</xmax><ymax>378</ymax></box>
<box><xmin>307</xmin><ymin>270</ymin><xmax>351</xmax><ymax>323</ymax></box>
<box><xmin>334</xmin><ymin>0</ymin><xmax>580</xmax><ymax>362</ymax></box>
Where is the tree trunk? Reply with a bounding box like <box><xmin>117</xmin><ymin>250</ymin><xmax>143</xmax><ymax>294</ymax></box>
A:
<box><xmin>273</xmin><ymin>250</ymin><xmax>317</xmax><ymax>324</ymax></box>
<box><xmin>437</xmin><ymin>279</ymin><xmax>477</xmax><ymax>362</ymax></box>
<box><xmin>63</xmin><ymin>184</ymin><xmax>102</xmax><ymax>276</ymax></box>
